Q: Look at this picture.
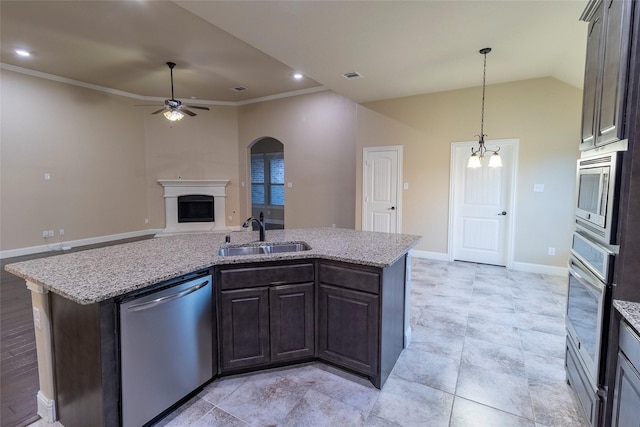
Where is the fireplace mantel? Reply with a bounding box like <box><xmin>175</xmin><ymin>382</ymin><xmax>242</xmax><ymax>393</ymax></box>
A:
<box><xmin>157</xmin><ymin>179</ymin><xmax>230</xmax><ymax>235</ymax></box>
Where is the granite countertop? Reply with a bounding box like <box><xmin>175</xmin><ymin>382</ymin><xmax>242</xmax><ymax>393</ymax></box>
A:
<box><xmin>5</xmin><ymin>228</ymin><xmax>421</xmax><ymax>305</ymax></box>
<box><xmin>614</xmin><ymin>300</ymin><xmax>640</xmax><ymax>333</ymax></box>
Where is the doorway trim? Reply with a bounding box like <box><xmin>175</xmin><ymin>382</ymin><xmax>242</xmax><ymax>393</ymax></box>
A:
<box><xmin>448</xmin><ymin>138</ymin><xmax>519</xmax><ymax>268</ymax></box>
<box><xmin>362</xmin><ymin>145</ymin><xmax>403</xmax><ymax>233</ymax></box>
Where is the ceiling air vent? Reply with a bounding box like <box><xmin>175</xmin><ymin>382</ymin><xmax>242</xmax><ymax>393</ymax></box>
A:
<box><xmin>342</xmin><ymin>71</ymin><xmax>363</xmax><ymax>80</ymax></box>
<box><xmin>231</xmin><ymin>86</ymin><xmax>247</xmax><ymax>92</ymax></box>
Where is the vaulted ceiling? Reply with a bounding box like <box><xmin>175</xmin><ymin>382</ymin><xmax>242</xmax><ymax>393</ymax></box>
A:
<box><xmin>1</xmin><ymin>0</ymin><xmax>588</xmax><ymax>105</ymax></box>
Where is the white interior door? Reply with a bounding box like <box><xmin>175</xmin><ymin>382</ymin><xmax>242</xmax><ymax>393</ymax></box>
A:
<box><xmin>362</xmin><ymin>146</ymin><xmax>402</xmax><ymax>233</ymax></box>
<box><xmin>450</xmin><ymin>139</ymin><xmax>517</xmax><ymax>266</ymax></box>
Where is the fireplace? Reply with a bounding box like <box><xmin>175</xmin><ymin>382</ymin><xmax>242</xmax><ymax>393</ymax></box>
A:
<box><xmin>157</xmin><ymin>179</ymin><xmax>229</xmax><ymax>235</ymax></box>
<box><xmin>178</xmin><ymin>195</ymin><xmax>214</xmax><ymax>223</ymax></box>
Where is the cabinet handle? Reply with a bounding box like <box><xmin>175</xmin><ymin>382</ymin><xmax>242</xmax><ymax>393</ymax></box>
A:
<box><xmin>270</xmin><ymin>281</ymin><xmax>287</xmax><ymax>287</ymax></box>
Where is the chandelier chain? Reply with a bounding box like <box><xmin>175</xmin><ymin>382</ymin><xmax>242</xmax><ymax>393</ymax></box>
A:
<box><xmin>480</xmin><ymin>50</ymin><xmax>487</xmax><ymax>140</ymax></box>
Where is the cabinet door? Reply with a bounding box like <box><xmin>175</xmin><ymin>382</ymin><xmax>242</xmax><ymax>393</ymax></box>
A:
<box><xmin>270</xmin><ymin>283</ymin><xmax>315</xmax><ymax>362</ymax></box>
<box><xmin>611</xmin><ymin>352</ymin><xmax>640</xmax><ymax>427</ymax></box>
<box><xmin>317</xmin><ymin>284</ymin><xmax>379</xmax><ymax>376</ymax></box>
<box><xmin>597</xmin><ymin>0</ymin><xmax>632</xmax><ymax>146</ymax></box>
<box><xmin>581</xmin><ymin>2</ymin><xmax>604</xmax><ymax>150</ymax></box>
<box><xmin>220</xmin><ymin>287</ymin><xmax>270</xmax><ymax>371</ymax></box>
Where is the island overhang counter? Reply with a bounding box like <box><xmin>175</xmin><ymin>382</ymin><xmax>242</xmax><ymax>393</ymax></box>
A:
<box><xmin>5</xmin><ymin>228</ymin><xmax>421</xmax><ymax>427</ymax></box>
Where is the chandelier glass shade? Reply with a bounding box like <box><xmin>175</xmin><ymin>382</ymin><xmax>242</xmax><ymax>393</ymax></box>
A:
<box><xmin>163</xmin><ymin>109</ymin><xmax>184</xmax><ymax>121</ymax></box>
<box><xmin>468</xmin><ymin>47</ymin><xmax>502</xmax><ymax>168</ymax></box>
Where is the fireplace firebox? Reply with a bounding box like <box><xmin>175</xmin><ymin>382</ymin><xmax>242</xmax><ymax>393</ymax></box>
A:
<box><xmin>178</xmin><ymin>195</ymin><xmax>214</xmax><ymax>223</ymax></box>
<box><xmin>157</xmin><ymin>179</ymin><xmax>229</xmax><ymax>235</ymax></box>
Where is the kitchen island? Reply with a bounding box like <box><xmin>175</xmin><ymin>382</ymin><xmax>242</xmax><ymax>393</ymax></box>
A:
<box><xmin>5</xmin><ymin>228</ymin><xmax>420</xmax><ymax>427</ymax></box>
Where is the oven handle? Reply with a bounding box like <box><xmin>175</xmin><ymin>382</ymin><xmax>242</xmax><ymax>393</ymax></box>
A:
<box><xmin>568</xmin><ymin>259</ymin><xmax>605</xmax><ymax>293</ymax></box>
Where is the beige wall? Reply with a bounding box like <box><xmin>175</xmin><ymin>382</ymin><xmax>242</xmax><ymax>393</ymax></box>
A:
<box><xmin>1</xmin><ymin>70</ymin><xmax>580</xmax><ymax>270</ymax></box>
<box><xmin>0</xmin><ymin>70</ymin><xmax>148</xmax><ymax>250</ymax></box>
<box><xmin>360</xmin><ymin>77</ymin><xmax>582</xmax><ymax>267</ymax></box>
<box><xmin>238</xmin><ymin>90</ymin><xmax>357</xmax><ymax>229</ymax></box>
<box><xmin>143</xmin><ymin>104</ymin><xmax>241</xmax><ymax>229</ymax></box>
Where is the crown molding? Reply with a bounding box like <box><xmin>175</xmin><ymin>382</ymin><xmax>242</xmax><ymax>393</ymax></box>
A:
<box><xmin>1</xmin><ymin>62</ymin><xmax>327</xmax><ymax>106</ymax></box>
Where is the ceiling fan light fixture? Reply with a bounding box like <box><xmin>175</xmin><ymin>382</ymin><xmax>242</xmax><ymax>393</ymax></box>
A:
<box><xmin>164</xmin><ymin>109</ymin><xmax>184</xmax><ymax>121</ymax></box>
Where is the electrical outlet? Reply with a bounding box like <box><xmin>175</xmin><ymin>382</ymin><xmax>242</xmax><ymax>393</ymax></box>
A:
<box><xmin>42</xmin><ymin>230</ymin><xmax>48</xmax><ymax>238</ymax></box>
<box><xmin>47</xmin><ymin>230</ymin><xmax>54</xmax><ymax>238</ymax></box>
<box><xmin>44</xmin><ymin>173</ymin><xmax>51</xmax><ymax>181</ymax></box>
<box><xmin>548</xmin><ymin>247</ymin><xmax>556</xmax><ymax>256</ymax></box>
<box><xmin>59</xmin><ymin>229</ymin><xmax>65</xmax><ymax>236</ymax></box>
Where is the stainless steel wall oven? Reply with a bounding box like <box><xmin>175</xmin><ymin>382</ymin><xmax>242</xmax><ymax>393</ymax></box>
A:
<box><xmin>566</xmin><ymin>232</ymin><xmax>615</xmax><ymax>425</ymax></box>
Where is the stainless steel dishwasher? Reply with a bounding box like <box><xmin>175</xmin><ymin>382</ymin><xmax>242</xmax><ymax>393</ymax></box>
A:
<box><xmin>119</xmin><ymin>273</ymin><xmax>213</xmax><ymax>427</ymax></box>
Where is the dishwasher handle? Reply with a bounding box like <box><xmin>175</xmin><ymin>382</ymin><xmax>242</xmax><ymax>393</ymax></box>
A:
<box><xmin>127</xmin><ymin>280</ymin><xmax>210</xmax><ymax>312</ymax></box>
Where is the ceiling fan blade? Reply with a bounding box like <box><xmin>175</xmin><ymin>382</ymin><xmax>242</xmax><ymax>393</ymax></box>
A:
<box><xmin>151</xmin><ymin>108</ymin><xmax>166</xmax><ymax>115</ymax></box>
<box><xmin>180</xmin><ymin>108</ymin><xmax>197</xmax><ymax>117</ymax></box>
<box><xmin>184</xmin><ymin>105</ymin><xmax>210</xmax><ymax>111</ymax></box>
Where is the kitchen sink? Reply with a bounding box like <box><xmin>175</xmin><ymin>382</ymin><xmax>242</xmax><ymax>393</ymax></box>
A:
<box><xmin>218</xmin><ymin>242</ymin><xmax>311</xmax><ymax>256</ymax></box>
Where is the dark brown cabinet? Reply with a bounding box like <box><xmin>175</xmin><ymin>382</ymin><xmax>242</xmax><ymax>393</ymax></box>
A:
<box><xmin>580</xmin><ymin>0</ymin><xmax>633</xmax><ymax>150</ymax></box>
<box><xmin>318</xmin><ymin>263</ymin><xmax>380</xmax><ymax>378</ymax></box>
<box><xmin>611</xmin><ymin>322</ymin><xmax>640</xmax><ymax>427</ymax></box>
<box><xmin>269</xmin><ymin>283</ymin><xmax>315</xmax><ymax>362</ymax></box>
<box><xmin>219</xmin><ymin>287</ymin><xmax>270</xmax><ymax>370</ymax></box>
<box><xmin>217</xmin><ymin>262</ymin><xmax>315</xmax><ymax>372</ymax></box>
<box><xmin>317</xmin><ymin>257</ymin><xmax>406</xmax><ymax>388</ymax></box>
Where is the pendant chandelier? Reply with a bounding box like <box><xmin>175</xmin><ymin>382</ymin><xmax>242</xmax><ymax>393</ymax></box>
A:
<box><xmin>468</xmin><ymin>47</ymin><xmax>502</xmax><ymax>168</ymax></box>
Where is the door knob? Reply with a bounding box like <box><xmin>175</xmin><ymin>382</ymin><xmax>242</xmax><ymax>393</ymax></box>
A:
<box><xmin>389</xmin><ymin>206</ymin><xmax>396</xmax><ymax>210</ymax></box>
<box><xmin>498</xmin><ymin>211</ymin><xmax>507</xmax><ymax>216</ymax></box>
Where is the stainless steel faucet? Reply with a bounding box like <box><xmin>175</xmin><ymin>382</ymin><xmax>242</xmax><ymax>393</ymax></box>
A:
<box><xmin>242</xmin><ymin>211</ymin><xmax>265</xmax><ymax>241</ymax></box>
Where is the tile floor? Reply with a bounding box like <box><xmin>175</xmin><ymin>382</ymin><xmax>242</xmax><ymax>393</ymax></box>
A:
<box><xmin>31</xmin><ymin>258</ymin><xmax>588</xmax><ymax>427</ymax></box>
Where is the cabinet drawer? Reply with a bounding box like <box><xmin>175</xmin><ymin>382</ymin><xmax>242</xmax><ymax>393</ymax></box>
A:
<box><xmin>319</xmin><ymin>263</ymin><xmax>380</xmax><ymax>294</ymax></box>
<box><xmin>620</xmin><ymin>322</ymin><xmax>640</xmax><ymax>369</ymax></box>
<box><xmin>220</xmin><ymin>263</ymin><xmax>314</xmax><ymax>290</ymax></box>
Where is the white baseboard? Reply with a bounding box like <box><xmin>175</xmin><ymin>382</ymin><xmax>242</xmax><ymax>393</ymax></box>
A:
<box><xmin>36</xmin><ymin>390</ymin><xmax>57</xmax><ymax>423</ymax></box>
<box><xmin>409</xmin><ymin>250</ymin><xmax>449</xmax><ymax>261</ymax></box>
<box><xmin>409</xmin><ymin>250</ymin><xmax>567</xmax><ymax>277</ymax></box>
<box><xmin>510</xmin><ymin>261</ymin><xmax>567</xmax><ymax>277</ymax></box>
<box><xmin>0</xmin><ymin>229</ymin><xmax>161</xmax><ymax>259</ymax></box>
<box><xmin>404</xmin><ymin>326</ymin><xmax>412</xmax><ymax>349</ymax></box>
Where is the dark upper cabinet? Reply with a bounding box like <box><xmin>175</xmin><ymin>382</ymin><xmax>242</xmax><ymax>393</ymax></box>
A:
<box><xmin>581</xmin><ymin>0</ymin><xmax>633</xmax><ymax>150</ymax></box>
<box><xmin>217</xmin><ymin>262</ymin><xmax>315</xmax><ymax>372</ymax></box>
<box><xmin>581</xmin><ymin>2</ymin><xmax>603</xmax><ymax>150</ymax></box>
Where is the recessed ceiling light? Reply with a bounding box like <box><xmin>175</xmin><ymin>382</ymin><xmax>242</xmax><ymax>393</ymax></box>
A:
<box><xmin>293</xmin><ymin>73</ymin><xmax>304</xmax><ymax>80</ymax></box>
<box><xmin>15</xmin><ymin>49</ymin><xmax>31</xmax><ymax>57</ymax></box>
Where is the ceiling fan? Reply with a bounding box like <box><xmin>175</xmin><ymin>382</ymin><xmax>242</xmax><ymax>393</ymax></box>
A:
<box><xmin>150</xmin><ymin>62</ymin><xmax>210</xmax><ymax>121</ymax></box>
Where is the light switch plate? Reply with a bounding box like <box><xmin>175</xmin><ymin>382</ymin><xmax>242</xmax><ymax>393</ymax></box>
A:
<box><xmin>534</xmin><ymin>184</ymin><xmax>544</xmax><ymax>193</ymax></box>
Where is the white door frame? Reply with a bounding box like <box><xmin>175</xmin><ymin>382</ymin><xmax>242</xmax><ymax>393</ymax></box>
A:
<box><xmin>362</xmin><ymin>145</ymin><xmax>403</xmax><ymax>233</ymax></box>
<box><xmin>448</xmin><ymin>139</ymin><xmax>519</xmax><ymax>268</ymax></box>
